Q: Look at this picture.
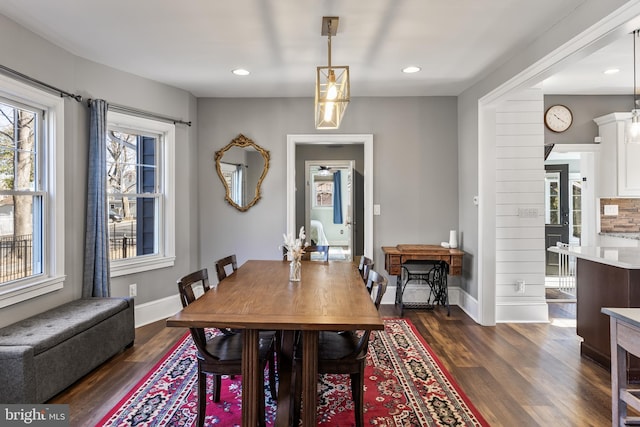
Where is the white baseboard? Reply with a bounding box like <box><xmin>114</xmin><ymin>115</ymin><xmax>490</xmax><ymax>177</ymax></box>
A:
<box><xmin>385</xmin><ymin>285</ymin><xmax>482</xmax><ymax>323</ymax></box>
<box><xmin>496</xmin><ymin>300</ymin><xmax>549</xmax><ymax>323</ymax></box>
<box><xmin>134</xmin><ymin>294</ymin><xmax>182</xmax><ymax>328</ymax></box>
<box><xmin>452</xmin><ymin>287</ymin><xmax>480</xmax><ymax>322</ymax></box>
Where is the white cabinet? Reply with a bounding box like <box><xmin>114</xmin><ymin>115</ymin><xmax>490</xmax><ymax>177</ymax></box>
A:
<box><xmin>594</xmin><ymin>113</ymin><xmax>640</xmax><ymax>196</ymax></box>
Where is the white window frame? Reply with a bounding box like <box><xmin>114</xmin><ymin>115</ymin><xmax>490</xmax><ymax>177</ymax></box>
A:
<box><xmin>107</xmin><ymin>111</ymin><xmax>175</xmax><ymax>277</ymax></box>
<box><xmin>0</xmin><ymin>75</ymin><xmax>65</xmax><ymax>308</ymax></box>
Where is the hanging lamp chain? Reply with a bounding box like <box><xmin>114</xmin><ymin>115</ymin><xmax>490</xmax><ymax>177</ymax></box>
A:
<box><xmin>327</xmin><ymin>21</ymin><xmax>332</xmax><ymax>69</ymax></box>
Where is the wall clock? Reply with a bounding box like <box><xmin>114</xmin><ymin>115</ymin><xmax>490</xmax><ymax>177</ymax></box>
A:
<box><xmin>545</xmin><ymin>104</ymin><xmax>573</xmax><ymax>133</ymax></box>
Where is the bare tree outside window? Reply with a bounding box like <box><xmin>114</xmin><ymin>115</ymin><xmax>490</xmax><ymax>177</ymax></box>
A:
<box><xmin>0</xmin><ymin>101</ymin><xmax>40</xmax><ymax>284</ymax></box>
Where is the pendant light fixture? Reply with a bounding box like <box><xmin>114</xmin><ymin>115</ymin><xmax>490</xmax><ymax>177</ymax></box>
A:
<box><xmin>627</xmin><ymin>30</ymin><xmax>640</xmax><ymax>144</ymax></box>
<box><xmin>315</xmin><ymin>16</ymin><xmax>350</xmax><ymax>129</ymax></box>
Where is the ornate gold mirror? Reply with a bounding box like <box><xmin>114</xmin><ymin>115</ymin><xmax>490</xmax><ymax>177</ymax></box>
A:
<box><xmin>214</xmin><ymin>134</ymin><xmax>270</xmax><ymax>212</ymax></box>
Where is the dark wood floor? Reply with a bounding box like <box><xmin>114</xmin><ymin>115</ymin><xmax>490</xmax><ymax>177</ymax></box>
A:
<box><xmin>50</xmin><ymin>301</ymin><xmax>621</xmax><ymax>426</ymax></box>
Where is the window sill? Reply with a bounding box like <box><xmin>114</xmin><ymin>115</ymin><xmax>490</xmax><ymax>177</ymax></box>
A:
<box><xmin>111</xmin><ymin>255</ymin><xmax>176</xmax><ymax>277</ymax></box>
<box><xmin>0</xmin><ymin>275</ymin><xmax>66</xmax><ymax>309</ymax></box>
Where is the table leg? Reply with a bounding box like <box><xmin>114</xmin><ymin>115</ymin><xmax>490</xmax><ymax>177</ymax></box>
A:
<box><xmin>274</xmin><ymin>330</ymin><xmax>295</xmax><ymax>427</ymax></box>
<box><xmin>301</xmin><ymin>330</ymin><xmax>318</xmax><ymax>427</ymax></box>
<box><xmin>242</xmin><ymin>329</ymin><xmax>260</xmax><ymax>427</ymax></box>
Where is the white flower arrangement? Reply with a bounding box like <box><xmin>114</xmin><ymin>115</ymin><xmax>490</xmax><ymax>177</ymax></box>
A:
<box><xmin>282</xmin><ymin>226</ymin><xmax>309</xmax><ymax>260</ymax></box>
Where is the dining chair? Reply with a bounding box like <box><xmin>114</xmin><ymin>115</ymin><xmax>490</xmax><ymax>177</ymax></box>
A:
<box><xmin>214</xmin><ymin>254</ymin><xmax>238</xmax><ymax>281</ymax></box>
<box><xmin>293</xmin><ymin>270</ymin><xmax>388</xmax><ymax>427</ymax></box>
<box><xmin>301</xmin><ymin>245</ymin><xmax>330</xmax><ymax>261</ymax></box>
<box><xmin>177</xmin><ymin>268</ymin><xmax>277</xmax><ymax>427</ymax></box>
<box><xmin>357</xmin><ymin>255</ymin><xmax>374</xmax><ymax>286</ymax></box>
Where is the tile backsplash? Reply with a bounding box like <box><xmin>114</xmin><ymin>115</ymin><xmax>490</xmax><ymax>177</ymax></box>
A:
<box><xmin>600</xmin><ymin>198</ymin><xmax>640</xmax><ymax>232</ymax></box>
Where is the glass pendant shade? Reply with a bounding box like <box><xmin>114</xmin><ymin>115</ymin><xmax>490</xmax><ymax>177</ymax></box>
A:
<box><xmin>626</xmin><ymin>110</ymin><xmax>640</xmax><ymax>144</ymax></box>
<box><xmin>315</xmin><ymin>65</ymin><xmax>350</xmax><ymax>129</ymax></box>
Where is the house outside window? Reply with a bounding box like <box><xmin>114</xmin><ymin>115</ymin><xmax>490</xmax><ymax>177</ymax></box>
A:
<box><xmin>0</xmin><ymin>75</ymin><xmax>65</xmax><ymax>307</ymax></box>
<box><xmin>314</xmin><ymin>180</ymin><xmax>334</xmax><ymax>208</ymax></box>
<box><xmin>107</xmin><ymin>112</ymin><xmax>175</xmax><ymax>277</ymax></box>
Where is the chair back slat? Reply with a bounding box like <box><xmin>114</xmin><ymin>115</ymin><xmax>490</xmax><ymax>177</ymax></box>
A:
<box><xmin>176</xmin><ymin>268</ymin><xmax>220</xmax><ymax>360</ymax></box>
<box><xmin>215</xmin><ymin>254</ymin><xmax>238</xmax><ymax>281</ymax></box>
<box><xmin>355</xmin><ymin>271</ymin><xmax>388</xmax><ymax>357</ymax></box>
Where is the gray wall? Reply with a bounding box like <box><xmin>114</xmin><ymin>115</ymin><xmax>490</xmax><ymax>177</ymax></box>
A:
<box><xmin>197</xmin><ymin>97</ymin><xmax>459</xmax><ymax>281</ymax></box>
<box><xmin>545</xmin><ymin>95</ymin><xmax>633</xmax><ymax>144</ymax></box>
<box><xmin>0</xmin><ymin>13</ymin><xmax>198</xmax><ymax>328</ymax></box>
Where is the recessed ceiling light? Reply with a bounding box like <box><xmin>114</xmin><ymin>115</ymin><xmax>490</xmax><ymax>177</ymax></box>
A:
<box><xmin>402</xmin><ymin>66</ymin><xmax>421</xmax><ymax>74</ymax></box>
<box><xmin>232</xmin><ymin>68</ymin><xmax>250</xmax><ymax>76</ymax></box>
<box><xmin>604</xmin><ymin>68</ymin><xmax>620</xmax><ymax>75</ymax></box>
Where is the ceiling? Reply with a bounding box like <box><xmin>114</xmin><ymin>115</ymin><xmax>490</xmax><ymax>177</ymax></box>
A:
<box><xmin>0</xmin><ymin>0</ymin><xmax>636</xmax><ymax>98</ymax></box>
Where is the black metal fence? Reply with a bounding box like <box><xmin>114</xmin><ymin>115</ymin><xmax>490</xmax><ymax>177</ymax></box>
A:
<box><xmin>0</xmin><ymin>234</ymin><xmax>33</xmax><ymax>283</ymax></box>
<box><xmin>0</xmin><ymin>223</ymin><xmax>138</xmax><ymax>283</ymax></box>
<box><xmin>109</xmin><ymin>234</ymin><xmax>137</xmax><ymax>260</ymax></box>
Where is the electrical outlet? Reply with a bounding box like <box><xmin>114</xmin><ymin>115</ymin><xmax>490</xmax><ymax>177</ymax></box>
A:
<box><xmin>515</xmin><ymin>280</ymin><xmax>525</xmax><ymax>294</ymax></box>
<box><xmin>129</xmin><ymin>283</ymin><xmax>137</xmax><ymax>297</ymax></box>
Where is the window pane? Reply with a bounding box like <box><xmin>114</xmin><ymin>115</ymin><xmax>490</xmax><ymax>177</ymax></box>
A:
<box><xmin>108</xmin><ymin>196</ymin><xmax>157</xmax><ymax>260</ymax></box>
<box><xmin>0</xmin><ymin>103</ymin><xmax>37</xmax><ymax>191</ymax></box>
<box><xmin>545</xmin><ymin>172</ymin><xmax>560</xmax><ymax>225</ymax></box>
<box><xmin>0</xmin><ymin>194</ymin><xmax>43</xmax><ymax>284</ymax></box>
<box><xmin>107</xmin><ymin>131</ymin><xmax>157</xmax><ymax>195</ymax></box>
<box><xmin>314</xmin><ymin>181</ymin><xmax>333</xmax><ymax>207</ymax></box>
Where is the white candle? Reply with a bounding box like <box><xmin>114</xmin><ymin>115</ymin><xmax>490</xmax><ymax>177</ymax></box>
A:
<box><xmin>449</xmin><ymin>230</ymin><xmax>458</xmax><ymax>249</ymax></box>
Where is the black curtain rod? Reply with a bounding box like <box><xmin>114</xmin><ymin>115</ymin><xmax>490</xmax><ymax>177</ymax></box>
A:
<box><xmin>105</xmin><ymin>102</ymin><xmax>192</xmax><ymax>127</ymax></box>
<box><xmin>0</xmin><ymin>63</ymin><xmax>191</xmax><ymax>127</ymax></box>
<box><xmin>0</xmin><ymin>63</ymin><xmax>83</xmax><ymax>102</ymax></box>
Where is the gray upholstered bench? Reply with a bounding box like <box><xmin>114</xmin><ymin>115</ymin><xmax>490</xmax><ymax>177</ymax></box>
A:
<box><xmin>0</xmin><ymin>297</ymin><xmax>135</xmax><ymax>403</ymax></box>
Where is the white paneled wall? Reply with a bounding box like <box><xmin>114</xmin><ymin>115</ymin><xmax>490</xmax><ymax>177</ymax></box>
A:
<box><xmin>494</xmin><ymin>87</ymin><xmax>548</xmax><ymax>322</ymax></box>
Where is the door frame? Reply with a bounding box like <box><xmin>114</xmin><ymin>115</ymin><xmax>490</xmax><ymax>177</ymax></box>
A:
<box><xmin>286</xmin><ymin>134</ymin><xmax>374</xmax><ymax>257</ymax></box>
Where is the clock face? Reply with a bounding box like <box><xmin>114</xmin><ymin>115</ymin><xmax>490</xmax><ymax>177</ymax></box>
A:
<box><xmin>545</xmin><ymin>105</ymin><xmax>573</xmax><ymax>133</ymax></box>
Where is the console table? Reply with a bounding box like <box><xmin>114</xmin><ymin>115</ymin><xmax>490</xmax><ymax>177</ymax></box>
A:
<box><xmin>382</xmin><ymin>245</ymin><xmax>464</xmax><ymax>315</ymax></box>
<box><xmin>602</xmin><ymin>307</ymin><xmax>640</xmax><ymax>426</ymax></box>
<box><xmin>382</xmin><ymin>244</ymin><xmax>464</xmax><ymax>276</ymax></box>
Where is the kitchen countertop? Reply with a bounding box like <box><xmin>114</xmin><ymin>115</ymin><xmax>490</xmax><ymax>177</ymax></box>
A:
<box><xmin>600</xmin><ymin>232</ymin><xmax>640</xmax><ymax>240</ymax></box>
<box><xmin>548</xmin><ymin>245</ymin><xmax>640</xmax><ymax>269</ymax></box>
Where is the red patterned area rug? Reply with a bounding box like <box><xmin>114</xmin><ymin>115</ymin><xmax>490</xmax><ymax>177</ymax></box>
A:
<box><xmin>98</xmin><ymin>318</ymin><xmax>489</xmax><ymax>426</ymax></box>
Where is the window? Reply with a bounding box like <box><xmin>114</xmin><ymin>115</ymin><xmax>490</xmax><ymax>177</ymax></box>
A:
<box><xmin>313</xmin><ymin>179</ymin><xmax>334</xmax><ymax>208</ymax></box>
<box><xmin>0</xmin><ymin>75</ymin><xmax>65</xmax><ymax>307</ymax></box>
<box><xmin>545</xmin><ymin>172</ymin><xmax>560</xmax><ymax>225</ymax></box>
<box><xmin>106</xmin><ymin>112</ymin><xmax>175</xmax><ymax>276</ymax></box>
<box><xmin>571</xmin><ymin>180</ymin><xmax>582</xmax><ymax>240</ymax></box>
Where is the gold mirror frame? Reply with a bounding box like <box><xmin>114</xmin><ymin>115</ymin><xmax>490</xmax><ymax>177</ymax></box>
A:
<box><xmin>214</xmin><ymin>134</ymin><xmax>270</xmax><ymax>212</ymax></box>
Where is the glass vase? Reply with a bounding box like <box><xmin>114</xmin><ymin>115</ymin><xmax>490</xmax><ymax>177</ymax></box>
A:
<box><xmin>289</xmin><ymin>258</ymin><xmax>301</xmax><ymax>281</ymax></box>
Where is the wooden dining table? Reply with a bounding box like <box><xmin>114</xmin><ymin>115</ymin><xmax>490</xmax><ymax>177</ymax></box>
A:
<box><xmin>166</xmin><ymin>259</ymin><xmax>384</xmax><ymax>427</ymax></box>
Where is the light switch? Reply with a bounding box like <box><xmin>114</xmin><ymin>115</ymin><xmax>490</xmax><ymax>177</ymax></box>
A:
<box><xmin>373</xmin><ymin>204</ymin><xmax>381</xmax><ymax>215</ymax></box>
<box><xmin>604</xmin><ymin>205</ymin><xmax>618</xmax><ymax>216</ymax></box>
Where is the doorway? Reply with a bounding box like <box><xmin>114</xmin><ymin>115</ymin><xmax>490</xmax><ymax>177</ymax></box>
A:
<box><xmin>305</xmin><ymin>161</ymin><xmax>356</xmax><ymax>261</ymax></box>
<box><xmin>286</xmin><ymin>134</ymin><xmax>374</xmax><ymax>258</ymax></box>
<box><xmin>544</xmin><ymin>163</ymin><xmax>569</xmax><ymax>275</ymax></box>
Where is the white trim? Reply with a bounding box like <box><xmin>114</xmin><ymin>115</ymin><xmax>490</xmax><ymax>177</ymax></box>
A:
<box><xmin>286</xmin><ymin>134</ymin><xmax>374</xmax><ymax>257</ymax></box>
<box><xmin>107</xmin><ymin>112</ymin><xmax>176</xmax><ymax>276</ymax></box>
<box><xmin>496</xmin><ymin>301</ymin><xmax>550</xmax><ymax>323</ymax></box>
<box><xmin>0</xmin><ymin>74</ymin><xmax>65</xmax><ymax>307</ymax></box>
<box><xmin>133</xmin><ymin>293</ymin><xmax>182</xmax><ymax>328</ymax></box>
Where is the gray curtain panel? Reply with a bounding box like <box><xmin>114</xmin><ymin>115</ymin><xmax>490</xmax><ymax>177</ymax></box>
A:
<box><xmin>82</xmin><ymin>99</ymin><xmax>111</xmax><ymax>297</ymax></box>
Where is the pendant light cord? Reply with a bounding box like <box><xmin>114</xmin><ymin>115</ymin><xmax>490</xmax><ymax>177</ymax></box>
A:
<box><xmin>635</xmin><ymin>30</ymin><xmax>638</xmax><ymax>111</ymax></box>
